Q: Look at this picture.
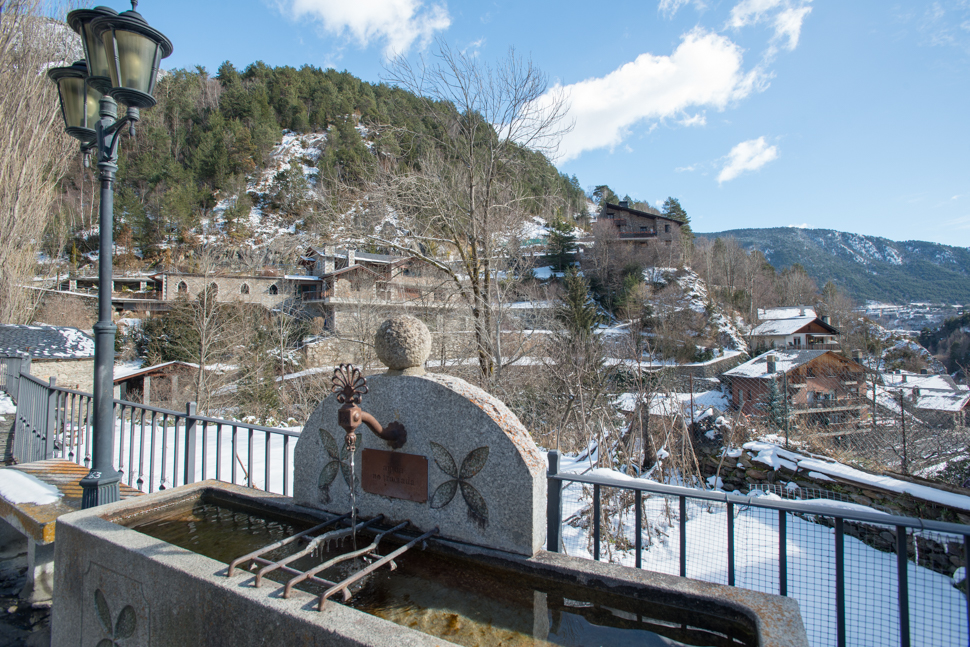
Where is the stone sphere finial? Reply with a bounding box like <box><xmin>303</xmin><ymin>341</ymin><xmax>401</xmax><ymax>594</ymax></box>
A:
<box><xmin>375</xmin><ymin>316</ymin><xmax>431</xmax><ymax>376</ymax></box>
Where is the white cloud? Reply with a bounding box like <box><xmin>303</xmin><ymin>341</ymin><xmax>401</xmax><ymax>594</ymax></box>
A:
<box><xmin>659</xmin><ymin>0</ymin><xmax>707</xmax><ymax>18</ymax></box>
<box><xmin>718</xmin><ymin>137</ymin><xmax>778</xmax><ymax>183</ymax></box>
<box><xmin>728</xmin><ymin>0</ymin><xmax>812</xmax><ymax>51</ymax></box>
<box><xmin>788</xmin><ymin>223</ymin><xmax>810</xmax><ymax>228</ymax></box>
<box><xmin>675</xmin><ymin>164</ymin><xmax>697</xmax><ymax>172</ymax></box>
<box><xmin>678</xmin><ymin>112</ymin><xmax>707</xmax><ymax>127</ymax></box>
<box><xmin>282</xmin><ymin>0</ymin><xmax>450</xmax><ymax>57</ymax></box>
<box><xmin>546</xmin><ymin>29</ymin><xmax>763</xmax><ymax>162</ymax></box>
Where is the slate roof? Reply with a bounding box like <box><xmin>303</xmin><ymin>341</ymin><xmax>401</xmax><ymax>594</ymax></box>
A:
<box><xmin>0</xmin><ymin>324</ymin><xmax>95</xmax><ymax>360</ymax></box>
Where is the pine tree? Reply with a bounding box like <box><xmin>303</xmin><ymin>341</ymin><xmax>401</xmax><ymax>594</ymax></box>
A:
<box><xmin>547</xmin><ymin>217</ymin><xmax>577</xmax><ymax>271</ymax></box>
<box><xmin>662</xmin><ymin>196</ymin><xmax>693</xmax><ymax>246</ymax></box>
<box><xmin>557</xmin><ymin>268</ymin><xmax>601</xmax><ymax>340</ymax></box>
<box><xmin>763</xmin><ymin>377</ymin><xmax>787</xmax><ymax>431</ymax></box>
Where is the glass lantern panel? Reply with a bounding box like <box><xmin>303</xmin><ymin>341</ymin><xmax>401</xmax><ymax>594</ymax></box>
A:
<box><xmin>58</xmin><ymin>76</ymin><xmax>87</xmax><ymax>129</ymax></box>
<box><xmin>103</xmin><ymin>28</ymin><xmax>158</xmax><ymax>92</ymax></box>
<box><xmin>81</xmin><ymin>24</ymin><xmax>112</xmax><ymax>79</ymax></box>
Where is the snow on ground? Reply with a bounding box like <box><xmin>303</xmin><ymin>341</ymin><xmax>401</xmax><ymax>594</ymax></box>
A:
<box><xmin>0</xmin><ymin>470</ymin><xmax>62</xmax><ymax>505</ymax></box>
<box><xmin>555</xmin><ymin>461</ymin><xmax>968</xmax><ymax>647</ymax></box>
<box><xmin>0</xmin><ymin>393</ymin><xmax>14</xmax><ymax>416</ymax></box>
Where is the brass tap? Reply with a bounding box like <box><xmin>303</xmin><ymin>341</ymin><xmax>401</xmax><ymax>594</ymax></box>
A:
<box><xmin>331</xmin><ymin>364</ymin><xmax>406</xmax><ymax>452</ymax></box>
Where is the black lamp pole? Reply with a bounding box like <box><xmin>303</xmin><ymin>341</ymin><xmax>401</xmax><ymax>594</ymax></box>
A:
<box><xmin>50</xmin><ymin>2</ymin><xmax>172</xmax><ymax>508</ymax></box>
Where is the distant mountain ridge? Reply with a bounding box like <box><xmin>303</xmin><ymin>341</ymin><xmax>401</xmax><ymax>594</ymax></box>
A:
<box><xmin>696</xmin><ymin>228</ymin><xmax>970</xmax><ymax>304</ymax></box>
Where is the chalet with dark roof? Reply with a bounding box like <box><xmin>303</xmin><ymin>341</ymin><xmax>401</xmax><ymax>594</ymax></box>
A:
<box><xmin>722</xmin><ymin>349</ymin><xmax>866</xmax><ymax>427</ymax></box>
<box><xmin>598</xmin><ymin>201</ymin><xmax>682</xmax><ymax>245</ymax></box>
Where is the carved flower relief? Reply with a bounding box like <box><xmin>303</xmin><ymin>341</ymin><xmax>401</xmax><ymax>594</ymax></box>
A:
<box><xmin>317</xmin><ymin>428</ymin><xmax>358</xmax><ymax>503</ymax></box>
<box><xmin>429</xmin><ymin>442</ymin><xmax>489</xmax><ymax>528</ymax></box>
<box><xmin>94</xmin><ymin>588</ymin><xmax>136</xmax><ymax>647</ymax></box>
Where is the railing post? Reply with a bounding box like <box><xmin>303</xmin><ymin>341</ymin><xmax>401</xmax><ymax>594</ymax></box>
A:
<box><xmin>546</xmin><ymin>450</ymin><xmax>562</xmax><ymax>552</ymax></box>
<box><xmin>13</xmin><ymin>362</ymin><xmax>28</xmax><ymax>463</ymax></box>
<box><xmin>44</xmin><ymin>377</ymin><xmax>57</xmax><ymax>460</ymax></box>
<box><xmin>835</xmin><ymin>517</ymin><xmax>846</xmax><ymax>647</ymax></box>
<box><xmin>183</xmin><ymin>402</ymin><xmax>197</xmax><ymax>486</ymax></box>
<box><xmin>896</xmin><ymin>525</ymin><xmax>910</xmax><ymax>647</ymax></box>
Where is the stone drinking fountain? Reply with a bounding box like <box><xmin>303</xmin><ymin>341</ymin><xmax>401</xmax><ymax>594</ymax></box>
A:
<box><xmin>50</xmin><ymin>316</ymin><xmax>808</xmax><ymax>646</ymax></box>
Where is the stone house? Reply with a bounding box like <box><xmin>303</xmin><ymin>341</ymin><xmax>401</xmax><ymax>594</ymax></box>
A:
<box><xmin>597</xmin><ymin>201</ymin><xmax>682</xmax><ymax>245</ymax></box>
<box><xmin>157</xmin><ymin>272</ymin><xmax>293</xmax><ymax>309</ymax></box>
<box><xmin>721</xmin><ymin>350</ymin><xmax>866</xmax><ymax>427</ymax></box>
<box><xmin>299</xmin><ymin>247</ymin><xmax>458</xmax><ymax>335</ymax></box>
<box><xmin>0</xmin><ymin>324</ymin><xmax>95</xmax><ymax>391</ymax></box>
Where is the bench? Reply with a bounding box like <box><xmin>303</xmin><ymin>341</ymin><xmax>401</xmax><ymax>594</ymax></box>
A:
<box><xmin>0</xmin><ymin>459</ymin><xmax>142</xmax><ymax>603</ymax></box>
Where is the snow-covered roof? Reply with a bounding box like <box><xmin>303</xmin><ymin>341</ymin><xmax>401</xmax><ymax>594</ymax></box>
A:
<box><xmin>114</xmin><ymin>361</ymin><xmax>199</xmax><ymax>383</ymax></box>
<box><xmin>309</xmin><ymin>246</ymin><xmax>402</xmax><ymax>264</ymax></box>
<box><xmin>882</xmin><ymin>371</ymin><xmax>958</xmax><ymax>391</ymax></box>
<box><xmin>758</xmin><ymin>306</ymin><xmax>817</xmax><ymax>320</ymax></box>
<box><xmin>750</xmin><ymin>316</ymin><xmax>821</xmax><ymax>336</ymax></box>
<box><xmin>615</xmin><ymin>389</ymin><xmax>729</xmax><ymax>418</ymax></box>
<box><xmin>0</xmin><ymin>324</ymin><xmax>94</xmax><ymax>360</ymax></box>
<box><xmin>914</xmin><ymin>389</ymin><xmax>970</xmax><ymax>413</ymax></box>
<box><xmin>723</xmin><ymin>350</ymin><xmax>832</xmax><ymax>379</ymax></box>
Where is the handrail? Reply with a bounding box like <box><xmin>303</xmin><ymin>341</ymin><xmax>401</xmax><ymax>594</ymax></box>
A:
<box><xmin>551</xmin><ymin>470</ymin><xmax>970</xmax><ymax>534</ymax></box>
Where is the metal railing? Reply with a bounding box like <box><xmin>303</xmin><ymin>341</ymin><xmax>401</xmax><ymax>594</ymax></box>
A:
<box><xmin>0</xmin><ymin>357</ymin><xmax>299</xmax><ymax>496</ymax></box>
<box><xmin>547</xmin><ymin>450</ymin><xmax>970</xmax><ymax>647</ymax></box>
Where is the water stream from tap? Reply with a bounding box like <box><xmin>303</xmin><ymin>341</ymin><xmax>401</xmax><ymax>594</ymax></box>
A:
<box><xmin>348</xmin><ymin>446</ymin><xmax>358</xmax><ymax>555</ymax></box>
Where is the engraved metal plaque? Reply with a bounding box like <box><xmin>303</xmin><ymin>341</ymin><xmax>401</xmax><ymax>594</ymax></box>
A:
<box><xmin>361</xmin><ymin>449</ymin><xmax>428</xmax><ymax>503</ymax></box>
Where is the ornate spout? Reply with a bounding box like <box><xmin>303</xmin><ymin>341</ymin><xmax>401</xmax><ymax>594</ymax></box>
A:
<box><xmin>331</xmin><ymin>364</ymin><xmax>407</xmax><ymax>452</ymax></box>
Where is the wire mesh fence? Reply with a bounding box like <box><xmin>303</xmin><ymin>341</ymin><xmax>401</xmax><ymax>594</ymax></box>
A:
<box><xmin>550</xmin><ymin>457</ymin><xmax>970</xmax><ymax>647</ymax></box>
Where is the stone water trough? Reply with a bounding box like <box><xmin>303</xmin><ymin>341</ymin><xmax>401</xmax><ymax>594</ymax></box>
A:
<box><xmin>50</xmin><ymin>317</ymin><xmax>808</xmax><ymax>647</ymax></box>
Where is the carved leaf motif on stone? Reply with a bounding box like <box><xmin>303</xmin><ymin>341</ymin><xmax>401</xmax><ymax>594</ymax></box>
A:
<box><xmin>430</xmin><ymin>479</ymin><xmax>458</xmax><ymax>509</ymax></box>
<box><xmin>459</xmin><ymin>446</ymin><xmax>489</xmax><ymax>480</ymax></box>
<box><xmin>115</xmin><ymin>606</ymin><xmax>137</xmax><ymax>639</ymax></box>
<box><xmin>95</xmin><ymin>589</ymin><xmax>112</xmax><ymax>634</ymax></box>
<box><xmin>459</xmin><ymin>481</ymin><xmax>488</xmax><ymax>527</ymax></box>
<box><xmin>428</xmin><ymin>443</ymin><xmax>489</xmax><ymax>527</ymax></box>
<box><xmin>319</xmin><ymin>427</ymin><xmax>340</xmax><ymax>460</ymax></box>
<box><xmin>429</xmin><ymin>441</ymin><xmax>458</xmax><ymax>479</ymax></box>
<box><xmin>318</xmin><ymin>432</ymin><xmax>357</xmax><ymax>503</ymax></box>
<box><xmin>93</xmin><ymin>588</ymin><xmax>137</xmax><ymax>647</ymax></box>
<box><xmin>318</xmin><ymin>461</ymin><xmax>339</xmax><ymax>489</ymax></box>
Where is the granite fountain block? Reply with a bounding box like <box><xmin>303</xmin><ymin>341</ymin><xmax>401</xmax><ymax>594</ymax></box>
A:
<box><xmin>294</xmin><ymin>371</ymin><xmax>546</xmax><ymax>556</ymax></box>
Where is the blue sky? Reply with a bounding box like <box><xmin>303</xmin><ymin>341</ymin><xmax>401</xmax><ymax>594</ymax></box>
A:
<box><xmin>138</xmin><ymin>0</ymin><xmax>970</xmax><ymax>246</ymax></box>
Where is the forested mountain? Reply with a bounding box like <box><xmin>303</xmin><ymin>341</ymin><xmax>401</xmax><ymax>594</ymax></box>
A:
<box><xmin>696</xmin><ymin>228</ymin><xmax>970</xmax><ymax>304</ymax></box>
<box><xmin>54</xmin><ymin>62</ymin><xmax>586</xmax><ymax>264</ymax></box>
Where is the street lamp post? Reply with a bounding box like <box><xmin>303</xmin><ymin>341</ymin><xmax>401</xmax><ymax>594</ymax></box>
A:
<box><xmin>48</xmin><ymin>2</ymin><xmax>171</xmax><ymax>508</ymax></box>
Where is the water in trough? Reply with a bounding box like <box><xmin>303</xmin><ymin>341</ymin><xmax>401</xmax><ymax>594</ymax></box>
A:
<box><xmin>127</xmin><ymin>500</ymin><xmax>754</xmax><ymax>647</ymax></box>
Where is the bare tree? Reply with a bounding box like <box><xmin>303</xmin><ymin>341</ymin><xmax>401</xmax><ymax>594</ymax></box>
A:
<box><xmin>370</xmin><ymin>42</ymin><xmax>570</xmax><ymax>379</ymax></box>
<box><xmin>0</xmin><ymin>1</ymin><xmax>76</xmax><ymax>323</ymax></box>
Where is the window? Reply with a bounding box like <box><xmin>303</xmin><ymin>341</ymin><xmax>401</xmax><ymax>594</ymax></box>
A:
<box><xmin>177</xmin><ymin>281</ymin><xmax>188</xmax><ymax>294</ymax></box>
<box><xmin>664</xmin><ymin>224</ymin><xmax>670</xmax><ymax>233</ymax></box>
<box><xmin>269</xmin><ymin>284</ymin><xmax>278</xmax><ymax>295</ymax></box>
<box><xmin>208</xmin><ymin>282</ymin><xmax>219</xmax><ymax>297</ymax></box>
<box><xmin>806</xmin><ymin>367</ymin><xmax>814</xmax><ymax>377</ymax></box>
<box><xmin>240</xmin><ymin>283</ymin><xmax>250</xmax><ymax>295</ymax></box>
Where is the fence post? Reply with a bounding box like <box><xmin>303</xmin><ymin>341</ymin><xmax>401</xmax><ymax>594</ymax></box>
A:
<box><xmin>44</xmin><ymin>377</ymin><xmax>57</xmax><ymax>460</ymax></box>
<box><xmin>183</xmin><ymin>402</ymin><xmax>198</xmax><ymax>486</ymax></box>
<box><xmin>896</xmin><ymin>526</ymin><xmax>910</xmax><ymax>647</ymax></box>
<box><xmin>13</xmin><ymin>360</ymin><xmax>29</xmax><ymax>463</ymax></box>
<box><xmin>546</xmin><ymin>450</ymin><xmax>562</xmax><ymax>553</ymax></box>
